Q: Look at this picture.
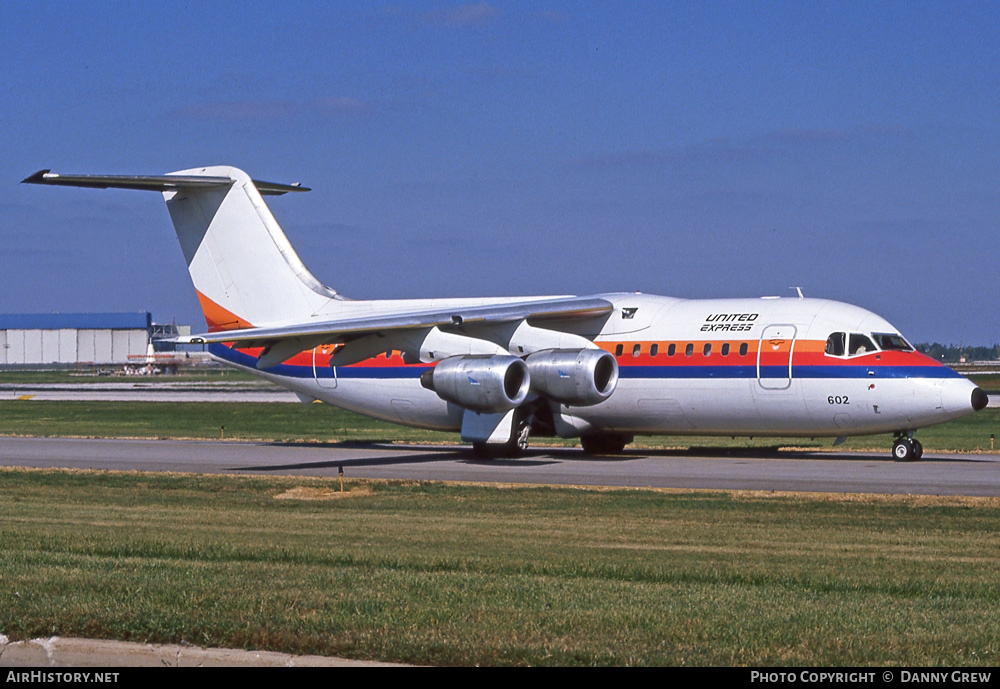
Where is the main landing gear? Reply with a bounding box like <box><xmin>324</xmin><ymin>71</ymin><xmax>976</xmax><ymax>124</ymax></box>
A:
<box><xmin>472</xmin><ymin>424</ymin><xmax>530</xmax><ymax>459</ymax></box>
<box><xmin>471</xmin><ymin>410</ymin><xmax>532</xmax><ymax>459</ymax></box>
<box><xmin>892</xmin><ymin>433</ymin><xmax>923</xmax><ymax>462</ymax></box>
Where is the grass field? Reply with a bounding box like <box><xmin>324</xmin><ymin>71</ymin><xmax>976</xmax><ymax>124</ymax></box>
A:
<box><xmin>2</xmin><ymin>468</ymin><xmax>998</xmax><ymax>666</ymax></box>
<box><xmin>1</xmin><ymin>390</ymin><xmax>998</xmax><ymax>665</ymax></box>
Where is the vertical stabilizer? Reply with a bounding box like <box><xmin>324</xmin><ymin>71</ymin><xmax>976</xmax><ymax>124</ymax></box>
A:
<box><xmin>163</xmin><ymin>166</ymin><xmax>340</xmax><ymax>330</ymax></box>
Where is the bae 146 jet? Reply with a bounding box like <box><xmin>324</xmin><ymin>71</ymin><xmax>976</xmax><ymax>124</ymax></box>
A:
<box><xmin>23</xmin><ymin>166</ymin><xmax>988</xmax><ymax>459</ymax></box>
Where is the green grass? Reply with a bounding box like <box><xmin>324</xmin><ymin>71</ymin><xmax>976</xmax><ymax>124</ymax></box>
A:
<box><xmin>1</xmin><ymin>399</ymin><xmax>998</xmax><ymax>453</ymax></box>
<box><xmin>1</xmin><ymin>469</ymin><xmax>998</xmax><ymax>666</ymax></box>
<box><xmin>0</xmin><ymin>400</ymin><xmax>454</xmax><ymax>444</ymax></box>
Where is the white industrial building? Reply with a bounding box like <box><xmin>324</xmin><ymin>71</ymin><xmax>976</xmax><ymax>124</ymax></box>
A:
<box><xmin>0</xmin><ymin>313</ymin><xmax>152</xmax><ymax>366</ymax></box>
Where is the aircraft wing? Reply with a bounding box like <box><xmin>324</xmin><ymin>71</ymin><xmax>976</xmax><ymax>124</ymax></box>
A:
<box><xmin>178</xmin><ymin>296</ymin><xmax>614</xmax><ymax>368</ymax></box>
<box><xmin>183</xmin><ymin>296</ymin><xmax>613</xmax><ymax>346</ymax></box>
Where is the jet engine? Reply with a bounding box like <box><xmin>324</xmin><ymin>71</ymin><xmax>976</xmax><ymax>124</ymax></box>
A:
<box><xmin>525</xmin><ymin>348</ymin><xmax>618</xmax><ymax>406</ymax></box>
<box><xmin>420</xmin><ymin>355</ymin><xmax>531</xmax><ymax>413</ymax></box>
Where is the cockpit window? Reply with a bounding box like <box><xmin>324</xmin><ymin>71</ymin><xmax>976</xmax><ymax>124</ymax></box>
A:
<box><xmin>849</xmin><ymin>333</ymin><xmax>876</xmax><ymax>356</ymax></box>
<box><xmin>872</xmin><ymin>332</ymin><xmax>913</xmax><ymax>351</ymax></box>
<box><xmin>827</xmin><ymin>332</ymin><xmax>882</xmax><ymax>357</ymax></box>
<box><xmin>825</xmin><ymin>332</ymin><xmax>846</xmax><ymax>357</ymax></box>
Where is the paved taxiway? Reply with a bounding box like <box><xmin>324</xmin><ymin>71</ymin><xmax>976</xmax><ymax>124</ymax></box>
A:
<box><xmin>2</xmin><ymin>436</ymin><xmax>998</xmax><ymax>496</ymax></box>
<box><xmin>0</xmin><ymin>382</ymin><xmax>297</xmax><ymax>403</ymax></box>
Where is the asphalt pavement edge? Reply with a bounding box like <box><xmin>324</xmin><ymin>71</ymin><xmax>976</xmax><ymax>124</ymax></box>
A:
<box><xmin>0</xmin><ymin>634</ymin><xmax>410</xmax><ymax>667</ymax></box>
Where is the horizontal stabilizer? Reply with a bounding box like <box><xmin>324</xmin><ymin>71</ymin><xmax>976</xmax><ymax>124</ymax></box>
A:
<box><xmin>21</xmin><ymin>170</ymin><xmax>310</xmax><ymax>196</ymax></box>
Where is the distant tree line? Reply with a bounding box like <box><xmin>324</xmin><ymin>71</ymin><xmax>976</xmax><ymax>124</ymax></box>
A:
<box><xmin>915</xmin><ymin>343</ymin><xmax>1000</xmax><ymax>362</ymax></box>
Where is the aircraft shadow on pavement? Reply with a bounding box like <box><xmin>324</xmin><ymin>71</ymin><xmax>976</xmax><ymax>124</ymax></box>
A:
<box><xmin>234</xmin><ymin>441</ymin><xmax>560</xmax><ymax>472</ymax></box>
<box><xmin>266</xmin><ymin>440</ymin><xmax>634</xmax><ymax>464</ymax></box>
<box><xmin>233</xmin><ymin>441</ymin><xmax>990</xmax><ymax>473</ymax></box>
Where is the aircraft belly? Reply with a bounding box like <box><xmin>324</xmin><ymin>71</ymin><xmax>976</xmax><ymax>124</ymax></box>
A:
<box><xmin>281</xmin><ymin>374</ymin><xmax>461</xmax><ymax>431</ymax></box>
<box><xmin>799</xmin><ymin>377</ymin><xmax>958</xmax><ymax>435</ymax></box>
<box><xmin>570</xmin><ymin>379</ymin><xmax>767</xmax><ymax>435</ymax></box>
<box><xmin>585</xmin><ymin>377</ymin><xmax>913</xmax><ymax>437</ymax></box>
<box><xmin>800</xmin><ymin>377</ymin><xmax>881</xmax><ymax>434</ymax></box>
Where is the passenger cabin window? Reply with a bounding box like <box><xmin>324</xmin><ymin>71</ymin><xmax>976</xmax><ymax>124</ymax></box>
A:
<box><xmin>615</xmin><ymin>344</ymin><xmax>623</xmax><ymax>357</ymax></box>
<box><xmin>721</xmin><ymin>343</ymin><xmax>730</xmax><ymax>356</ymax></box>
<box><xmin>849</xmin><ymin>333</ymin><xmax>876</xmax><ymax>356</ymax></box>
<box><xmin>667</xmin><ymin>343</ymin><xmax>676</xmax><ymax>356</ymax></box>
<box><xmin>703</xmin><ymin>343</ymin><xmax>712</xmax><ymax>357</ymax></box>
<box><xmin>872</xmin><ymin>333</ymin><xmax>913</xmax><ymax>351</ymax></box>
<box><xmin>825</xmin><ymin>332</ymin><xmax>846</xmax><ymax>357</ymax></box>
<box><xmin>632</xmin><ymin>344</ymin><xmax>641</xmax><ymax>357</ymax></box>
<box><xmin>650</xmin><ymin>344</ymin><xmax>659</xmax><ymax>357</ymax></box>
<box><xmin>739</xmin><ymin>342</ymin><xmax>748</xmax><ymax>356</ymax></box>
<box><xmin>685</xmin><ymin>343</ymin><xmax>694</xmax><ymax>357</ymax></box>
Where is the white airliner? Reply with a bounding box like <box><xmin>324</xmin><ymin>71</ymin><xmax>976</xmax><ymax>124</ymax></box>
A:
<box><xmin>23</xmin><ymin>166</ymin><xmax>987</xmax><ymax>460</ymax></box>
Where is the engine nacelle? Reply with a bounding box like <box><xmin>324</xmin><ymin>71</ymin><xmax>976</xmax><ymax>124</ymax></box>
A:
<box><xmin>526</xmin><ymin>348</ymin><xmax>618</xmax><ymax>406</ymax></box>
<box><xmin>420</xmin><ymin>355</ymin><xmax>531</xmax><ymax>413</ymax></box>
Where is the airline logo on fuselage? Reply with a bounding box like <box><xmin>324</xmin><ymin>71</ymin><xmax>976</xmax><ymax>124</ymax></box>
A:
<box><xmin>700</xmin><ymin>313</ymin><xmax>759</xmax><ymax>332</ymax></box>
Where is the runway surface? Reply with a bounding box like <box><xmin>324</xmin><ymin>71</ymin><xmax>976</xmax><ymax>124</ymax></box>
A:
<box><xmin>2</xmin><ymin>436</ymin><xmax>998</xmax><ymax>496</ymax></box>
<box><xmin>0</xmin><ymin>382</ymin><xmax>297</xmax><ymax>403</ymax></box>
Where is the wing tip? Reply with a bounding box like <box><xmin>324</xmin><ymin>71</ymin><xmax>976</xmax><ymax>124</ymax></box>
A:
<box><xmin>21</xmin><ymin>169</ymin><xmax>52</xmax><ymax>185</ymax></box>
<box><xmin>253</xmin><ymin>179</ymin><xmax>312</xmax><ymax>195</ymax></box>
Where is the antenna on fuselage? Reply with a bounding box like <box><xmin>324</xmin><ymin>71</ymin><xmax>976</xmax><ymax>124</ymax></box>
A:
<box><xmin>790</xmin><ymin>286</ymin><xmax>804</xmax><ymax>298</ymax></box>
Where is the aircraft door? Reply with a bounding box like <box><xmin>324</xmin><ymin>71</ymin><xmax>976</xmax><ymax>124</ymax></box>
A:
<box><xmin>313</xmin><ymin>345</ymin><xmax>338</xmax><ymax>389</ymax></box>
<box><xmin>757</xmin><ymin>324</ymin><xmax>797</xmax><ymax>390</ymax></box>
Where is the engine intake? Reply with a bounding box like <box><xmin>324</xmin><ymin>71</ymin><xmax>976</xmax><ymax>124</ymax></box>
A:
<box><xmin>420</xmin><ymin>355</ymin><xmax>530</xmax><ymax>413</ymax></box>
<box><xmin>526</xmin><ymin>348</ymin><xmax>618</xmax><ymax>406</ymax></box>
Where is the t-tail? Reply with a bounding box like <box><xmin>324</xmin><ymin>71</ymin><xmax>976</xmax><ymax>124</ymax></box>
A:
<box><xmin>22</xmin><ymin>166</ymin><xmax>340</xmax><ymax>331</ymax></box>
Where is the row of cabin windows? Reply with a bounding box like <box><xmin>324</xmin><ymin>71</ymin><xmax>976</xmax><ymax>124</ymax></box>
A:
<box><xmin>614</xmin><ymin>342</ymin><xmax>750</xmax><ymax>358</ymax></box>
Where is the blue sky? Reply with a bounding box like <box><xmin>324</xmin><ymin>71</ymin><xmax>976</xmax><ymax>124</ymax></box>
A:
<box><xmin>2</xmin><ymin>1</ymin><xmax>998</xmax><ymax>344</ymax></box>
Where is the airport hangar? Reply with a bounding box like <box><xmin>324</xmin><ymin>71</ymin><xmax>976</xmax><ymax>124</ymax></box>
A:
<box><xmin>0</xmin><ymin>312</ymin><xmax>189</xmax><ymax>368</ymax></box>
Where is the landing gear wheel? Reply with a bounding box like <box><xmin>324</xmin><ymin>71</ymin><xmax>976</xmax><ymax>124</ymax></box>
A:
<box><xmin>515</xmin><ymin>422</ymin><xmax>531</xmax><ymax>453</ymax></box>
<box><xmin>911</xmin><ymin>439</ymin><xmax>923</xmax><ymax>460</ymax></box>
<box><xmin>581</xmin><ymin>433</ymin><xmax>630</xmax><ymax>456</ymax></box>
<box><xmin>892</xmin><ymin>438</ymin><xmax>915</xmax><ymax>462</ymax></box>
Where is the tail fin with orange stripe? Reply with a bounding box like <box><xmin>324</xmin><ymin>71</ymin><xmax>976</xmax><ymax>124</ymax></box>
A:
<box><xmin>23</xmin><ymin>166</ymin><xmax>344</xmax><ymax>331</ymax></box>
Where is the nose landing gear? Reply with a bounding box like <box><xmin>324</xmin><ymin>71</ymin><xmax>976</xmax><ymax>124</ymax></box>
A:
<box><xmin>892</xmin><ymin>433</ymin><xmax>923</xmax><ymax>461</ymax></box>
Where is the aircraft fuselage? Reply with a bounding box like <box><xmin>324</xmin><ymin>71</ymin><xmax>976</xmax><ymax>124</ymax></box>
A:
<box><xmin>214</xmin><ymin>292</ymin><xmax>980</xmax><ymax>440</ymax></box>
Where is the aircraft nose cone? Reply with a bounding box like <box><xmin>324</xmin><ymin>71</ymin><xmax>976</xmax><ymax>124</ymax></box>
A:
<box><xmin>972</xmin><ymin>387</ymin><xmax>989</xmax><ymax>412</ymax></box>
